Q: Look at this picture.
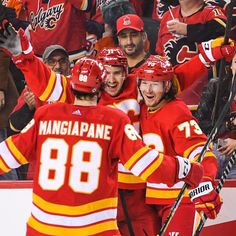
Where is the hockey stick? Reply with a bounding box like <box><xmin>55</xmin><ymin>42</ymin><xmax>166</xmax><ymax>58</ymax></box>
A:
<box><xmin>159</xmin><ymin>73</ymin><xmax>236</xmax><ymax>236</ymax></box>
<box><xmin>194</xmin><ymin>151</ymin><xmax>236</xmax><ymax>236</ymax></box>
<box><xmin>211</xmin><ymin>0</ymin><xmax>235</xmax><ymax>125</ymax></box>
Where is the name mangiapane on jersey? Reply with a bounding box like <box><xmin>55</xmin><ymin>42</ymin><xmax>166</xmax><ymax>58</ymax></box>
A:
<box><xmin>38</xmin><ymin>120</ymin><xmax>112</xmax><ymax>140</ymax></box>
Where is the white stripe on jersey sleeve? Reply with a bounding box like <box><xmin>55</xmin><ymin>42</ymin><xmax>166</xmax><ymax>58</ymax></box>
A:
<box><xmin>188</xmin><ymin>146</ymin><xmax>204</xmax><ymax>161</ymax></box>
<box><xmin>147</xmin><ymin>181</ymin><xmax>184</xmax><ymax>189</ymax></box>
<box><xmin>130</xmin><ymin>149</ymin><xmax>159</xmax><ymax>176</ymax></box>
<box><xmin>118</xmin><ymin>163</ymin><xmax>132</xmax><ymax>173</ymax></box>
<box><xmin>0</xmin><ymin>142</ymin><xmax>21</xmax><ymax>168</ymax></box>
<box><xmin>48</xmin><ymin>74</ymin><xmax>64</xmax><ymax>102</ymax></box>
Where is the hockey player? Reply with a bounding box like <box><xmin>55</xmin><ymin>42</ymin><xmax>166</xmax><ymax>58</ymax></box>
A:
<box><xmin>0</xmin><ymin>20</ymin><xmax>234</xmax><ymax>236</ymax></box>
<box><xmin>0</xmin><ymin>56</ymin><xmax>204</xmax><ymax>236</ymax></box>
<box><xmin>137</xmin><ymin>55</ymin><xmax>223</xmax><ymax>235</ymax></box>
<box><xmin>97</xmin><ymin>47</ymin><xmax>158</xmax><ymax>235</ymax></box>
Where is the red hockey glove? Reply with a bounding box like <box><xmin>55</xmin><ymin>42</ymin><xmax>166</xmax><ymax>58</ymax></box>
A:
<box><xmin>0</xmin><ymin>21</ymin><xmax>33</xmax><ymax>63</ymax></box>
<box><xmin>199</xmin><ymin>37</ymin><xmax>236</xmax><ymax>64</ymax></box>
<box><xmin>189</xmin><ymin>178</ymin><xmax>223</xmax><ymax>219</ymax></box>
<box><xmin>175</xmin><ymin>156</ymin><xmax>203</xmax><ymax>188</ymax></box>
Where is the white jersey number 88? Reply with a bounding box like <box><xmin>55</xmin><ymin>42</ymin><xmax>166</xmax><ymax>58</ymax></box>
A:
<box><xmin>39</xmin><ymin>138</ymin><xmax>102</xmax><ymax>194</ymax></box>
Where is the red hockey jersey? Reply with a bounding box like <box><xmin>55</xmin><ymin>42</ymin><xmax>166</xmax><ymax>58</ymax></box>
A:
<box><xmin>15</xmin><ymin>52</ymin><xmax>209</xmax><ymax>107</ymax></box>
<box><xmin>99</xmin><ymin>75</ymin><xmax>146</xmax><ymax>189</ymax></box>
<box><xmin>156</xmin><ymin>4</ymin><xmax>226</xmax><ymax>66</ymax></box>
<box><xmin>16</xmin><ymin>53</ymin><xmax>208</xmax><ymax>190</ymax></box>
<box><xmin>22</xmin><ymin>0</ymin><xmax>91</xmax><ymax>60</ymax></box>
<box><xmin>0</xmin><ymin>102</ymin><xmax>182</xmax><ymax>235</ymax></box>
<box><xmin>140</xmin><ymin>99</ymin><xmax>217</xmax><ymax>205</ymax></box>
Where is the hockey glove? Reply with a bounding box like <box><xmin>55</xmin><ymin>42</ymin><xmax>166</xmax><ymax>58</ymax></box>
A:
<box><xmin>0</xmin><ymin>21</ymin><xmax>33</xmax><ymax>61</ymax></box>
<box><xmin>175</xmin><ymin>156</ymin><xmax>203</xmax><ymax>188</ymax></box>
<box><xmin>189</xmin><ymin>177</ymin><xmax>223</xmax><ymax>219</ymax></box>
<box><xmin>199</xmin><ymin>37</ymin><xmax>236</xmax><ymax>64</ymax></box>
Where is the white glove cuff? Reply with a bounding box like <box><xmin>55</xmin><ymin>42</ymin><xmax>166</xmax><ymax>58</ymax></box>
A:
<box><xmin>189</xmin><ymin>181</ymin><xmax>214</xmax><ymax>201</ymax></box>
<box><xmin>176</xmin><ymin>156</ymin><xmax>191</xmax><ymax>179</ymax></box>
<box><xmin>201</xmin><ymin>40</ymin><xmax>215</xmax><ymax>62</ymax></box>
<box><xmin>199</xmin><ymin>54</ymin><xmax>211</xmax><ymax>68</ymax></box>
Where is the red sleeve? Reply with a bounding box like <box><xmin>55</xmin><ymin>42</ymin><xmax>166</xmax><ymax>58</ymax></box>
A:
<box><xmin>174</xmin><ymin>55</ymin><xmax>209</xmax><ymax>91</ymax></box>
<box><xmin>170</xmin><ymin>106</ymin><xmax>217</xmax><ymax>179</ymax></box>
<box><xmin>204</xmin><ymin>5</ymin><xmax>226</xmax><ymax>21</ymax></box>
<box><xmin>15</xmin><ymin>55</ymin><xmax>73</xmax><ymax>103</ymax></box>
<box><xmin>111</xmin><ymin>113</ymin><xmax>179</xmax><ymax>186</ymax></box>
<box><xmin>0</xmin><ymin>118</ymin><xmax>37</xmax><ymax>174</ymax></box>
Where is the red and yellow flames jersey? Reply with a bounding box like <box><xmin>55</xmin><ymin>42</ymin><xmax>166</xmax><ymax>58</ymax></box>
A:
<box><xmin>15</xmin><ymin>52</ymin><xmax>208</xmax><ymax>107</ymax></box>
<box><xmin>22</xmin><ymin>0</ymin><xmax>91</xmax><ymax>60</ymax></box>
<box><xmin>0</xmin><ymin>102</ymin><xmax>181</xmax><ymax>235</ymax></box>
<box><xmin>140</xmin><ymin>99</ymin><xmax>217</xmax><ymax>205</ymax></box>
<box><xmin>15</xmin><ymin>55</ymin><xmax>145</xmax><ymax>189</ymax></box>
<box><xmin>99</xmin><ymin>76</ymin><xmax>145</xmax><ymax>189</ymax></box>
<box><xmin>16</xmin><ymin>55</ymin><xmax>75</xmax><ymax>104</ymax></box>
<box><xmin>156</xmin><ymin>4</ymin><xmax>226</xmax><ymax>66</ymax></box>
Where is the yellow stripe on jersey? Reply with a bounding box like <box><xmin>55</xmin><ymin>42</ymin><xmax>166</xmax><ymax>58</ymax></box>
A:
<box><xmin>6</xmin><ymin>137</ymin><xmax>28</xmax><ymax>164</ymax></box>
<box><xmin>58</xmin><ymin>76</ymin><xmax>68</xmax><ymax>103</ymax></box>
<box><xmin>118</xmin><ymin>173</ymin><xmax>145</xmax><ymax>184</ymax></box>
<box><xmin>214</xmin><ymin>18</ymin><xmax>226</xmax><ymax>28</ymax></box>
<box><xmin>124</xmin><ymin>146</ymin><xmax>150</xmax><ymax>170</ymax></box>
<box><xmin>39</xmin><ymin>71</ymin><xmax>57</xmax><ymax>101</ymax></box>
<box><xmin>33</xmin><ymin>193</ymin><xmax>117</xmax><ymax>215</ymax></box>
<box><xmin>9</xmin><ymin>121</ymin><xmax>21</xmax><ymax>133</ymax></box>
<box><xmin>80</xmin><ymin>0</ymin><xmax>88</xmax><ymax>10</ymax></box>
<box><xmin>28</xmin><ymin>216</ymin><xmax>118</xmax><ymax>236</ymax></box>
<box><xmin>194</xmin><ymin>150</ymin><xmax>216</xmax><ymax>162</ymax></box>
<box><xmin>0</xmin><ymin>158</ymin><xmax>11</xmax><ymax>172</ymax></box>
<box><xmin>183</xmin><ymin>142</ymin><xmax>206</xmax><ymax>158</ymax></box>
<box><xmin>146</xmin><ymin>188</ymin><xmax>189</xmax><ymax>199</ymax></box>
<box><xmin>140</xmin><ymin>153</ymin><xmax>164</xmax><ymax>180</ymax></box>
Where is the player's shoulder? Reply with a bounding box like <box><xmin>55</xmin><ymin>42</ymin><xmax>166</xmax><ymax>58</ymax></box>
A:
<box><xmin>97</xmin><ymin>104</ymin><xmax>130</xmax><ymax>120</ymax></box>
<box><xmin>164</xmin><ymin>98</ymin><xmax>192</xmax><ymax>117</ymax></box>
<box><xmin>34</xmin><ymin>102</ymin><xmax>69</xmax><ymax>117</ymax></box>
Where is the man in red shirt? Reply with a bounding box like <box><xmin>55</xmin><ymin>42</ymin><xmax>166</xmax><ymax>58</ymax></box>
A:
<box><xmin>138</xmin><ymin>55</ymin><xmax>222</xmax><ymax>235</ymax></box>
<box><xmin>97</xmin><ymin>47</ymin><xmax>158</xmax><ymax>235</ymax></box>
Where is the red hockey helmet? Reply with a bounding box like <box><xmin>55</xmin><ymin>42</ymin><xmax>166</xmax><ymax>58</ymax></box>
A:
<box><xmin>97</xmin><ymin>47</ymin><xmax>128</xmax><ymax>68</ymax></box>
<box><xmin>70</xmin><ymin>58</ymin><xmax>107</xmax><ymax>94</ymax></box>
<box><xmin>137</xmin><ymin>55</ymin><xmax>174</xmax><ymax>81</ymax></box>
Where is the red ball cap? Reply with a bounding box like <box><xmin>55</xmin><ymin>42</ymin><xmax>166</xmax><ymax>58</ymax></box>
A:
<box><xmin>116</xmin><ymin>14</ymin><xmax>144</xmax><ymax>34</ymax></box>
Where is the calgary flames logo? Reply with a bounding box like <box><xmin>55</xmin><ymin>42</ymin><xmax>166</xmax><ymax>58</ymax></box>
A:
<box><xmin>29</xmin><ymin>3</ymin><xmax>64</xmax><ymax>31</ymax></box>
<box><xmin>164</xmin><ymin>38</ymin><xmax>198</xmax><ymax>65</ymax></box>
